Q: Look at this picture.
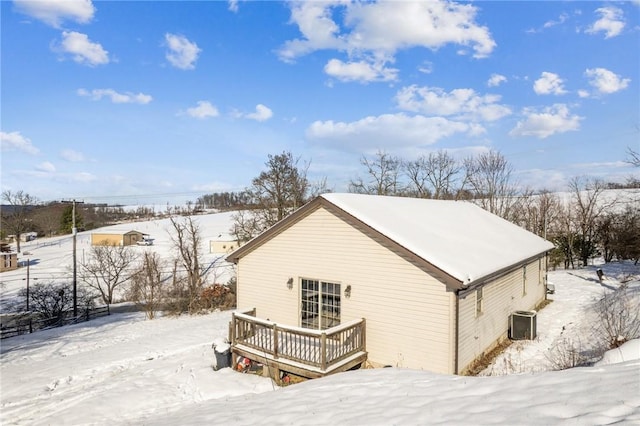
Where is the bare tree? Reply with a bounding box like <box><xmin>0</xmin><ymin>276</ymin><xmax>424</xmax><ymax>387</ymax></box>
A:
<box><xmin>231</xmin><ymin>209</ymin><xmax>266</xmax><ymax>243</ymax></box>
<box><xmin>597</xmin><ymin>206</ymin><xmax>640</xmax><ymax>264</ymax></box>
<box><xmin>510</xmin><ymin>190</ymin><xmax>562</xmax><ymax>238</ymax></box>
<box><xmin>551</xmin><ymin>203</ymin><xmax>579</xmax><ymax>269</ymax></box>
<box><xmin>231</xmin><ymin>151</ymin><xmax>313</xmax><ymax>242</ymax></box>
<box><xmin>130</xmin><ymin>252</ymin><xmax>168</xmax><ymax>319</ymax></box>
<box><xmin>404</xmin><ymin>151</ymin><xmax>462</xmax><ymax>199</ymax></box>
<box><xmin>169</xmin><ymin>212</ymin><xmax>205</xmax><ymax>313</ymax></box>
<box><xmin>403</xmin><ymin>156</ymin><xmax>431</xmax><ymax>198</ymax></box>
<box><xmin>79</xmin><ymin>242</ymin><xmax>139</xmax><ymax>304</ymax></box>
<box><xmin>462</xmin><ymin>150</ymin><xmax>518</xmax><ymax>218</ymax></box>
<box><xmin>626</xmin><ymin>147</ymin><xmax>640</xmax><ymax>167</ymax></box>
<box><xmin>568</xmin><ymin>176</ymin><xmax>614</xmax><ymax>266</ymax></box>
<box><xmin>1</xmin><ymin>190</ymin><xmax>38</xmax><ymax>253</ymax></box>
<box><xmin>29</xmin><ymin>203</ymin><xmax>66</xmax><ymax>237</ymax></box>
<box><xmin>349</xmin><ymin>150</ymin><xmax>402</xmax><ymax>195</ymax></box>
<box><xmin>252</xmin><ymin>151</ymin><xmax>309</xmax><ymax>221</ymax></box>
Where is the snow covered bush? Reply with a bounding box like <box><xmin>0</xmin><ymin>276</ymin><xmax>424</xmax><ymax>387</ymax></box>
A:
<box><xmin>593</xmin><ymin>284</ymin><xmax>640</xmax><ymax>350</ymax></box>
<box><xmin>545</xmin><ymin>337</ymin><xmax>590</xmax><ymax>370</ymax></box>
<box><xmin>18</xmin><ymin>281</ymin><xmax>96</xmax><ymax>325</ymax></box>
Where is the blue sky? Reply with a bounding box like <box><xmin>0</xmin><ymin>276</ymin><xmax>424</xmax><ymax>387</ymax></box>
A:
<box><xmin>1</xmin><ymin>0</ymin><xmax>639</xmax><ymax>205</ymax></box>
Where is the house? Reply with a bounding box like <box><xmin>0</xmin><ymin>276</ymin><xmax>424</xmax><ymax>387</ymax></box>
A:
<box><xmin>1</xmin><ymin>242</ymin><xmax>18</xmax><ymax>272</ymax></box>
<box><xmin>21</xmin><ymin>232</ymin><xmax>37</xmax><ymax>242</ymax></box>
<box><xmin>226</xmin><ymin>193</ymin><xmax>554</xmax><ymax>377</ymax></box>
<box><xmin>91</xmin><ymin>230</ymin><xmax>147</xmax><ymax>246</ymax></box>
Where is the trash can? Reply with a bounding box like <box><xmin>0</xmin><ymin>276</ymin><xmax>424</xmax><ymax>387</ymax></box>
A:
<box><xmin>212</xmin><ymin>339</ymin><xmax>231</xmax><ymax>371</ymax></box>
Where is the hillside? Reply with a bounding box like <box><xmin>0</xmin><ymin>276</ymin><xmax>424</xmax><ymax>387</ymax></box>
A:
<box><xmin>1</xmin><ymin>211</ymin><xmax>639</xmax><ymax>424</ymax></box>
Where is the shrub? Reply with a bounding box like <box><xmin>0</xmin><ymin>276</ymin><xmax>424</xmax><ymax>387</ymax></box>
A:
<box><xmin>593</xmin><ymin>284</ymin><xmax>640</xmax><ymax>350</ymax></box>
<box><xmin>545</xmin><ymin>337</ymin><xmax>590</xmax><ymax>370</ymax></box>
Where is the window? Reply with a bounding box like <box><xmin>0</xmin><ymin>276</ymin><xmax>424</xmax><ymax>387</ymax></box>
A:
<box><xmin>475</xmin><ymin>287</ymin><xmax>483</xmax><ymax>317</ymax></box>
<box><xmin>300</xmin><ymin>278</ymin><xmax>341</xmax><ymax>330</ymax></box>
<box><xmin>538</xmin><ymin>258</ymin><xmax>542</xmax><ymax>285</ymax></box>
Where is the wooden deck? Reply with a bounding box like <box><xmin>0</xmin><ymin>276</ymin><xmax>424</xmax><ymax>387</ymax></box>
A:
<box><xmin>229</xmin><ymin>309</ymin><xmax>367</xmax><ymax>379</ymax></box>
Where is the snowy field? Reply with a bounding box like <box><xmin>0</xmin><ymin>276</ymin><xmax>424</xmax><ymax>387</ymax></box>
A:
<box><xmin>0</xmin><ymin>211</ymin><xmax>238</xmax><ymax>309</ymax></box>
<box><xmin>1</xmin><ymin>212</ymin><xmax>639</xmax><ymax>425</ymax></box>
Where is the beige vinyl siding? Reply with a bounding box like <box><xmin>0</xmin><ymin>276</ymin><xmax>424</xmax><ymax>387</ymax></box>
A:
<box><xmin>457</xmin><ymin>257</ymin><xmax>547</xmax><ymax>373</ymax></box>
<box><xmin>91</xmin><ymin>234</ymin><xmax>123</xmax><ymax>246</ymax></box>
<box><xmin>237</xmin><ymin>206</ymin><xmax>455</xmax><ymax>373</ymax></box>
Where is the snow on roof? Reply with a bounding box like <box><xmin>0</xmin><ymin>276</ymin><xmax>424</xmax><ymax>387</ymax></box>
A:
<box><xmin>322</xmin><ymin>193</ymin><xmax>554</xmax><ymax>285</ymax></box>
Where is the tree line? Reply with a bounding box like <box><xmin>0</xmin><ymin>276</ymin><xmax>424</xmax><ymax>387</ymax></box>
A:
<box><xmin>2</xmin><ymin>147</ymin><xmax>638</xmax><ymax>323</ymax></box>
<box><xmin>226</xmin><ymin>149</ymin><xmax>639</xmax><ymax>268</ymax></box>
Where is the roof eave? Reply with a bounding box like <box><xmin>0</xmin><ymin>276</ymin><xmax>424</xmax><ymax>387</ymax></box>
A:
<box><xmin>461</xmin><ymin>249</ymin><xmax>553</xmax><ymax>292</ymax></box>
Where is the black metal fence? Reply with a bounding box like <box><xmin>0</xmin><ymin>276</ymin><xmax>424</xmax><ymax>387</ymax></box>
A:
<box><xmin>0</xmin><ymin>305</ymin><xmax>111</xmax><ymax>339</ymax></box>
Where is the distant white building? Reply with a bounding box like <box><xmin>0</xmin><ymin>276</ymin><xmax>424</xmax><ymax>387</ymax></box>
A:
<box><xmin>210</xmin><ymin>235</ymin><xmax>242</xmax><ymax>254</ymax></box>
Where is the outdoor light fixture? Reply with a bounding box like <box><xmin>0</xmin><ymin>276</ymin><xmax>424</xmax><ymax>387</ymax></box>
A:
<box><xmin>287</xmin><ymin>277</ymin><xmax>294</xmax><ymax>290</ymax></box>
<box><xmin>344</xmin><ymin>285</ymin><xmax>352</xmax><ymax>298</ymax></box>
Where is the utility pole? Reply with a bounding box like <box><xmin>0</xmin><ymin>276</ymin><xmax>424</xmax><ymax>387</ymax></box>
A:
<box><xmin>26</xmin><ymin>257</ymin><xmax>30</xmax><ymax>312</ymax></box>
<box><xmin>62</xmin><ymin>199</ymin><xmax>84</xmax><ymax>318</ymax></box>
<box><xmin>72</xmin><ymin>199</ymin><xmax>77</xmax><ymax>318</ymax></box>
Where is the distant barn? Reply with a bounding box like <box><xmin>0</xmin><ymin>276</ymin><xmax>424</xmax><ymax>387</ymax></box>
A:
<box><xmin>91</xmin><ymin>230</ymin><xmax>146</xmax><ymax>246</ymax></box>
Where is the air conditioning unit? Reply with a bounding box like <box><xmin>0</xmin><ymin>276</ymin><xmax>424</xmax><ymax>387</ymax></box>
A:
<box><xmin>509</xmin><ymin>310</ymin><xmax>537</xmax><ymax>340</ymax></box>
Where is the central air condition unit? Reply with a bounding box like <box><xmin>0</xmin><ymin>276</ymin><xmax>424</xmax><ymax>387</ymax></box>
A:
<box><xmin>509</xmin><ymin>310</ymin><xmax>537</xmax><ymax>340</ymax></box>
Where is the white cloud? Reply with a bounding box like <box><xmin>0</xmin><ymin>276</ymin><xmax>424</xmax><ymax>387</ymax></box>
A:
<box><xmin>14</xmin><ymin>0</ymin><xmax>95</xmax><ymax>28</ymax></box>
<box><xmin>418</xmin><ymin>61</ymin><xmax>433</xmax><ymax>74</ymax></box>
<box><xmin>77</xmin><ymin>88</ymin><xmax>152</xmax><ymax>104</ymax></box>
<box><xmin>277</xmin><ymin>1</ymin><xmax>347</xmax><ymax>62</ymax></box>
<box><xmin>526</xmin><ymin>12</ymin><xmax>570</xmax><ymax>34</ymax></box>
<box><xmin>586</xmin><ymin>6</ymin><xmax>625</xmax><ymax>38</ymax></box>
<box><xmin>543</xmin><ymin>13</ymin><xmax>569</xmax><ymax>29</ymax></box>
<box><xmin>487</xmin><ymin>74</ymin><xmax>507</xmax><ymax>87</ymax></box>
<box><xmin>228</xmin><ymin>0</ymin><xmax>239</xmax><ymax>13</ymax></box>
<box><xmin>245</xmin><ymin>104</ymin><xmax>273</xmax><ymax>122</ymax></box>
<box><xmin>164</xmin><ymin>33</ymin><xmax>201</xmax><ymax>70</ymax></box>
<box><xmin>36</xmin><ymin>161</ymin><xmax>56</xmax><ymax>173</ymax></box>
<box><xmin>324</xmin><ymin>58</ymin><xmax>398</xmax><ymax>83</ymax></box>
<box><xmin>185</xmin><ymin>101</ymin><xmax>219</xmax><ymax>119</ymax></box>
<box><xmin>533</xmin><ymin>72</ymin><xmax>567</xmax><ymax>95</ymax></box>
<box><xmin>60</xmin><ymin>149</ymin><xmax>85</xmax><ymax>162</ymax></box>
<box><xmin>509</xmin><ymin>104</ymin><xmax>582</xmax><ymax>139</ymax></box>
<box><xmin>395</xmin><ymin>85</ymin><xmax>512</xmax><ymax>122</ymax></box>
<box><xmin>577</xmin><ymin>89</ymin><xmax>590</xmax><ymax>98</ymax></box>
<box><xmin>306</xmin><ymin>113</ymin><xmax>475</xmax><ymax>152</ymax></box>
<box><xmin>278</xmin><ymin>1</ymin><xmax>495</xmax><ymax>83</ymax></box>
<box><xmin>1</xmin><ymin>131</ymin><xmax>39</xmax><ymax>155</ymax></box>
<box><xmin>56</xmin><ymin>31</ymin><xmax>109</xmax><ymax>66</ymax></box>
<box><xmin>584</xmin><ymin>68</ymin><xmax>630</xmax><ymax>95</ymax></box>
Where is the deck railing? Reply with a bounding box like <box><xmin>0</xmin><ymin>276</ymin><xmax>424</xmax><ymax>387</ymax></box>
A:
<box><xmin>230</xmin><ymin>310</ymin><xmax>366</xmax><ymax>372</ymax></box>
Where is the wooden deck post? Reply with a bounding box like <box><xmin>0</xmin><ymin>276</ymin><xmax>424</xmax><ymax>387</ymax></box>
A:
<box><xmin>230</xmin><ymin>312</ymin><xmax>236</xmax><ymax>344</ymax></box>
<box><xmin>320</xmin><ymin>333</ymin><xmax>327</xmax><ymax>371</ymax></box>
<box><xmin>273</xmin><ymin>324</ymin><xmax>279</xmax><ymax>359</ymax></box>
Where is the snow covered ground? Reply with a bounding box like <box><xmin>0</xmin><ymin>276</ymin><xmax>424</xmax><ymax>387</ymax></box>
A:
<box><xmin>1</xmin><ymin>212</ymin><xmax>639</xmax><ymax>425</ymax></box>
<box><xmin>0</xmin><ymin>211</ymin><xmax>237</xmax><ymax>309</ymax></box>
